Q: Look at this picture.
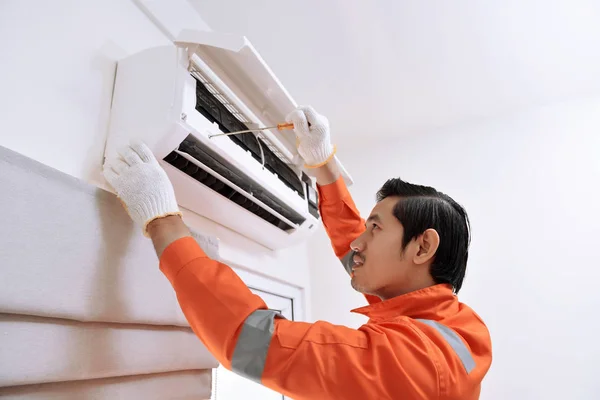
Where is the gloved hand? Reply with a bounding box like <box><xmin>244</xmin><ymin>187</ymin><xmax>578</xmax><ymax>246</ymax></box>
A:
<box><xmin>285</xmin><ymin>106</ymin><xmax>336</xmax><ymax>168</ymax></box>
<box><xmin>103</xmin><ymin>142</ymin><xmax>181</xmax><ymax>236</ymax></box>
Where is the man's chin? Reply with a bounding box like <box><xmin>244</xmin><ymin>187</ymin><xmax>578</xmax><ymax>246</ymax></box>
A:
<box><xmin>350</xmin><ymin>277</ymin><xmax>368</xmax><ymax>294</ymax></box>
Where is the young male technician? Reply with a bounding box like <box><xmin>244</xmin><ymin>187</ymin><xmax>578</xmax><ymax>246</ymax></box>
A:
<box><xmin>103</xmin><ymin>106</ymin><xmax>492</xmax><ymax>399</ymax></box>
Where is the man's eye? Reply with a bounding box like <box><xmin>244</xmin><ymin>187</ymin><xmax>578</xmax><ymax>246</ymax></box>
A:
<box><xmin>371</xmin><ymin>224</ymin><xmax>380</xmax><ymax>231</ymax></box>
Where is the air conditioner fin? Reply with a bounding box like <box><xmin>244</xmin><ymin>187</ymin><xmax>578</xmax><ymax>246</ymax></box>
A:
<box><xmin>163</xmin><ymin>135</ymin><xmax>307</xmax><ymax>232</ymax></box>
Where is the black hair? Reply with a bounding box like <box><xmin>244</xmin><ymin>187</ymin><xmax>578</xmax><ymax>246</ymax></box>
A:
<box><xmin>376</xmin><ymin>179</ymin><xmax>471</xmax><ymax>293</ymax></box>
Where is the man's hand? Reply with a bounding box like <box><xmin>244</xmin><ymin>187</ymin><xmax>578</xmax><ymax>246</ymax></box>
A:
<box><xmin>286</xmin><ymin>106</ymin><xmax>340</xmax><ymax>185</ymax></box>
<box><xmin>286</xmin><ymin>106</ymin><xmax>336</xmax><ymax>168</ymax></box>
<box><xmin>103</xmin><ymin>142</ymin><xmax>182</xmax><ymax>236</ymax></box>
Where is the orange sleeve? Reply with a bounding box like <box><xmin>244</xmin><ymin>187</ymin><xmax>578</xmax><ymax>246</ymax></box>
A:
<box><xmin>318</xmin><ymin>177</ymin><xmax>381</xmax><ymax>305</ymax></box>
<box><xmin>160</xmin><ymin>237</ymin><xmax>268</xmax><ymax>366</ymax></box>
<box><xmin>160</xmin><ymin>237</ymin><xmax>440</xmax><ymax>399</ymax></box>
<box><xmin>317</xmin><ymin>177</ymin><xmax>365</xmax><ymax>258</ymax></box>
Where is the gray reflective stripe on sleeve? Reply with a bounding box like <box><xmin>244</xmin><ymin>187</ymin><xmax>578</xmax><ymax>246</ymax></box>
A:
<box><xmin>340</xmin><ymin>250</ymin><xmax>356</xmax><ymax>275</ymax></box>
<box><xmin>231</xmin><ymin>309</ymin><xmax>282</xmax><ymax>383</ymax></box>
<box><xmin>417</xmin><ymin>319</ymin><xmax>476</xmax><ymax>374</ymax></box>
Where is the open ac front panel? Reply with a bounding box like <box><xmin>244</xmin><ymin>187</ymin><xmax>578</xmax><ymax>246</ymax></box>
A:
<box><xmin>106</xmin><ymin>31</ymin><xmax>343</xmax><ymax>250</ymax></box>
<box><xmin>163</xmin><ymin>68</ymin><xmax>319</xmax><ymax>230</ymax></box>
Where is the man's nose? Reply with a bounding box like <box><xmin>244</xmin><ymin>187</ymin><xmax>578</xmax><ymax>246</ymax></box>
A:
<box><xmin>350</xmin><ymin>233</ymin><xmax>366</xmax><ymax>252</ymax></box>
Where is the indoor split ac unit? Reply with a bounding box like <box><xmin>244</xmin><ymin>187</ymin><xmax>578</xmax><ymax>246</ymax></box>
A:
<box><xmin>106</xmin><ymin>29</ymin><xmax>353</xmax><ymax>250</ymax></box>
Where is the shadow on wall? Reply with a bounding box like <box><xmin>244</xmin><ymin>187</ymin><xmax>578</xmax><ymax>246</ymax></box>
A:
<box><xmin>85</xmin><ymin>41</ymin><xmax>128</xmax><ymax>186</ymax></box>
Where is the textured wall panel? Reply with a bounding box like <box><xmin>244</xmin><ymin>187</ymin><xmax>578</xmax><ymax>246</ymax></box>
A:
<box><xmin>0</xmin><ymin>314</ymin><xmax>217</xmax><ymax>387</ymax></box>
<box><xmin>0</xmin><ymin>145</ymin><xmax>190</xmax><ymax>326</ymax></box>
<box><xmin>0</xmin><ymin>369</ymin><xmax>211</xmax><ymax>399</ymax></box>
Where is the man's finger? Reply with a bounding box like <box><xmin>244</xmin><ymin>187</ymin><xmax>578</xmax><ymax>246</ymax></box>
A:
<box><xmin>286</xmin><ymin>109</ymin><xmax>310</xmax><ymax>136</ymax></box>
<box><xmin>119</xmin><ymin>146</ymin><xmax>143</xmax><ymax>166</ymax></box>
<box><xmin>298</xmin><ymin>106</ymin><xmax>319</xmax><ymax>126</ymax></box>
<box><xmin>130</xmin><ymin>140</ymin><xmax>156</xmax><ymax>164</ymax></box>
<box><xmin>102</xmin><ymin>164</ymin><xmax>120</xmax><ymax>186</ymax></box>
<box><xmin>107</xmin><ymin>158</ymin><xmax>129</xmax><ymax>175</ymax></box>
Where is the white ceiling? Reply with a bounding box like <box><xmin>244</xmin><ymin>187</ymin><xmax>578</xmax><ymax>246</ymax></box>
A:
<box><xmin>189</xmin><ymin>0</ymin><xmax>600</xmax><ymax>140</ymax></box>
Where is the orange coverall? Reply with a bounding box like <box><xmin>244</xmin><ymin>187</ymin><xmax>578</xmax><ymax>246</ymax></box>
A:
<box><xmin>160</xmin><ymin>177</ymin><xmax>492</xmax><ymax>399</ymax></box>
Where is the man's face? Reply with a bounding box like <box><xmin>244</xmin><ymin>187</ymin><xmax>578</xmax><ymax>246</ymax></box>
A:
<box><xmin>349</xmin><ymin>196</ymin><xmax>415</xmax><ymax>299</ymax></box>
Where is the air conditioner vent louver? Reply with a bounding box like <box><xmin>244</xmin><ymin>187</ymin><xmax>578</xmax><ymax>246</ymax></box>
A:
<box><xmin>163</xmin><ymin>135</ymin><xmax>306</xmax><ymax>232</ymax></box>
<box><xmin>190</xmin><ymin>68</ymin><xmax>305</xmax><ymax>199</ymax></box>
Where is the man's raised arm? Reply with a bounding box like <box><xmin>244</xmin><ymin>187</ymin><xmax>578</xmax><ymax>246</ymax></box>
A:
<box><xmin>313</xmin><ymin>160</ymin><xmax>365</xmax><ymax>260</ymax></box>
<box><xmin>286</xmin><ymin>106</ymin><xmax>366</xmax><ymax>259</ymax></box>
<box><xmin>286</xmin><ymin>107</ymin><xmax>379</xmax><ymax>305</ymax></box>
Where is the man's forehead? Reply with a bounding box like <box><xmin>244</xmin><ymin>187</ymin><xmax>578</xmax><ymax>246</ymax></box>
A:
<box><xmin>369</xmin><ymin>196</ymin><xmax>400</xmax><ymax>220</ymax></box>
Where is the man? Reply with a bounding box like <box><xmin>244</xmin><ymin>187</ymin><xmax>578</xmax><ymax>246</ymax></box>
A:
<box><xmin>103</xmin><ymin>106</ymin><xmax>492</xmax><ymax>399</ymax></box>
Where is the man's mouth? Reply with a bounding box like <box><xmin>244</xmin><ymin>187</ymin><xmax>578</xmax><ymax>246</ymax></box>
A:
<box><xmin>352</xmin><ymin>253</ymin><xmax>364</xmax><ymax>270</ymax></box>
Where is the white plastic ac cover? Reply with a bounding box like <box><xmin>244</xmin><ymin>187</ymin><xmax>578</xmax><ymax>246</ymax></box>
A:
<box><xmin>105</xmin><ymin>30</ymin><xmax>353</xmax><ymax>250</ymax></box>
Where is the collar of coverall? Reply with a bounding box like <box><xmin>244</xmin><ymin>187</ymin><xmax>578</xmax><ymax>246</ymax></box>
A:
<box><xmin>351</xmin><ymin>283</ymin><xmax>457</xmax><ymax>320</ymax></box>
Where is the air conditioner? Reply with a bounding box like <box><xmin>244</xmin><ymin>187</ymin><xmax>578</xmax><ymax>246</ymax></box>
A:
<box><xmin>105</xmin><ymin>30</ymin><xmax>353</xmax><ymax>250</ymax></box>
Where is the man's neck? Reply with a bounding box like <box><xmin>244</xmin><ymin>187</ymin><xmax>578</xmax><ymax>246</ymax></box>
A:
<box><xmin>375</xmin><ymin>277</ymin><xmax>437</xmax><ymax>301</ymax></box>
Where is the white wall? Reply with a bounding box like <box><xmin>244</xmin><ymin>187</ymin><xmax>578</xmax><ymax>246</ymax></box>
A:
<box><xmin>0</xmin><ymin>0</ymin><xmax>170</xmax><ymax>183</ymax></box>
<box><xmin>309</xmin><ymin>97</ymin><xmax>600</xmax><ymax>399</ymax></box>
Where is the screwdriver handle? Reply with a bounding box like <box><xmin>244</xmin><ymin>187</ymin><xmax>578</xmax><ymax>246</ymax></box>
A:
<box><xmin>277</xmin><ymin>122</ymin><xmax>295</xmax><ymax>130</ymax></box>
<box><xmin>276</xmin><ymin>122</ymin><xmax>311</xmax><ymax>130</ymax></box>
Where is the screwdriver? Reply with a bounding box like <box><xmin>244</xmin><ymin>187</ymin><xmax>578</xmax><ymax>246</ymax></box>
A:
<box><xmin>208</xmin><ymin>122</ymin><xmax>295</xmax><ymax>139</ymax></box>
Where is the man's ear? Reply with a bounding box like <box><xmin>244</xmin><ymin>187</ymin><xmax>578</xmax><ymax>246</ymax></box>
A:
<box><xmin>413</xmin><ymin>229</ymin><xmax>440</xmax><ymax>265</ymax></box>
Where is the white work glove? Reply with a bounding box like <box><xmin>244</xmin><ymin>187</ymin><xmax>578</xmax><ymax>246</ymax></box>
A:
<box><xmin>103</xmin><ymin>142</ymin><xmax>181</xmax><ymax>236</ymax></box>
<box><xmin>285</xmin><ymin>106</ymin><xmax>336</xmax><ymax>168</ymax></box>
